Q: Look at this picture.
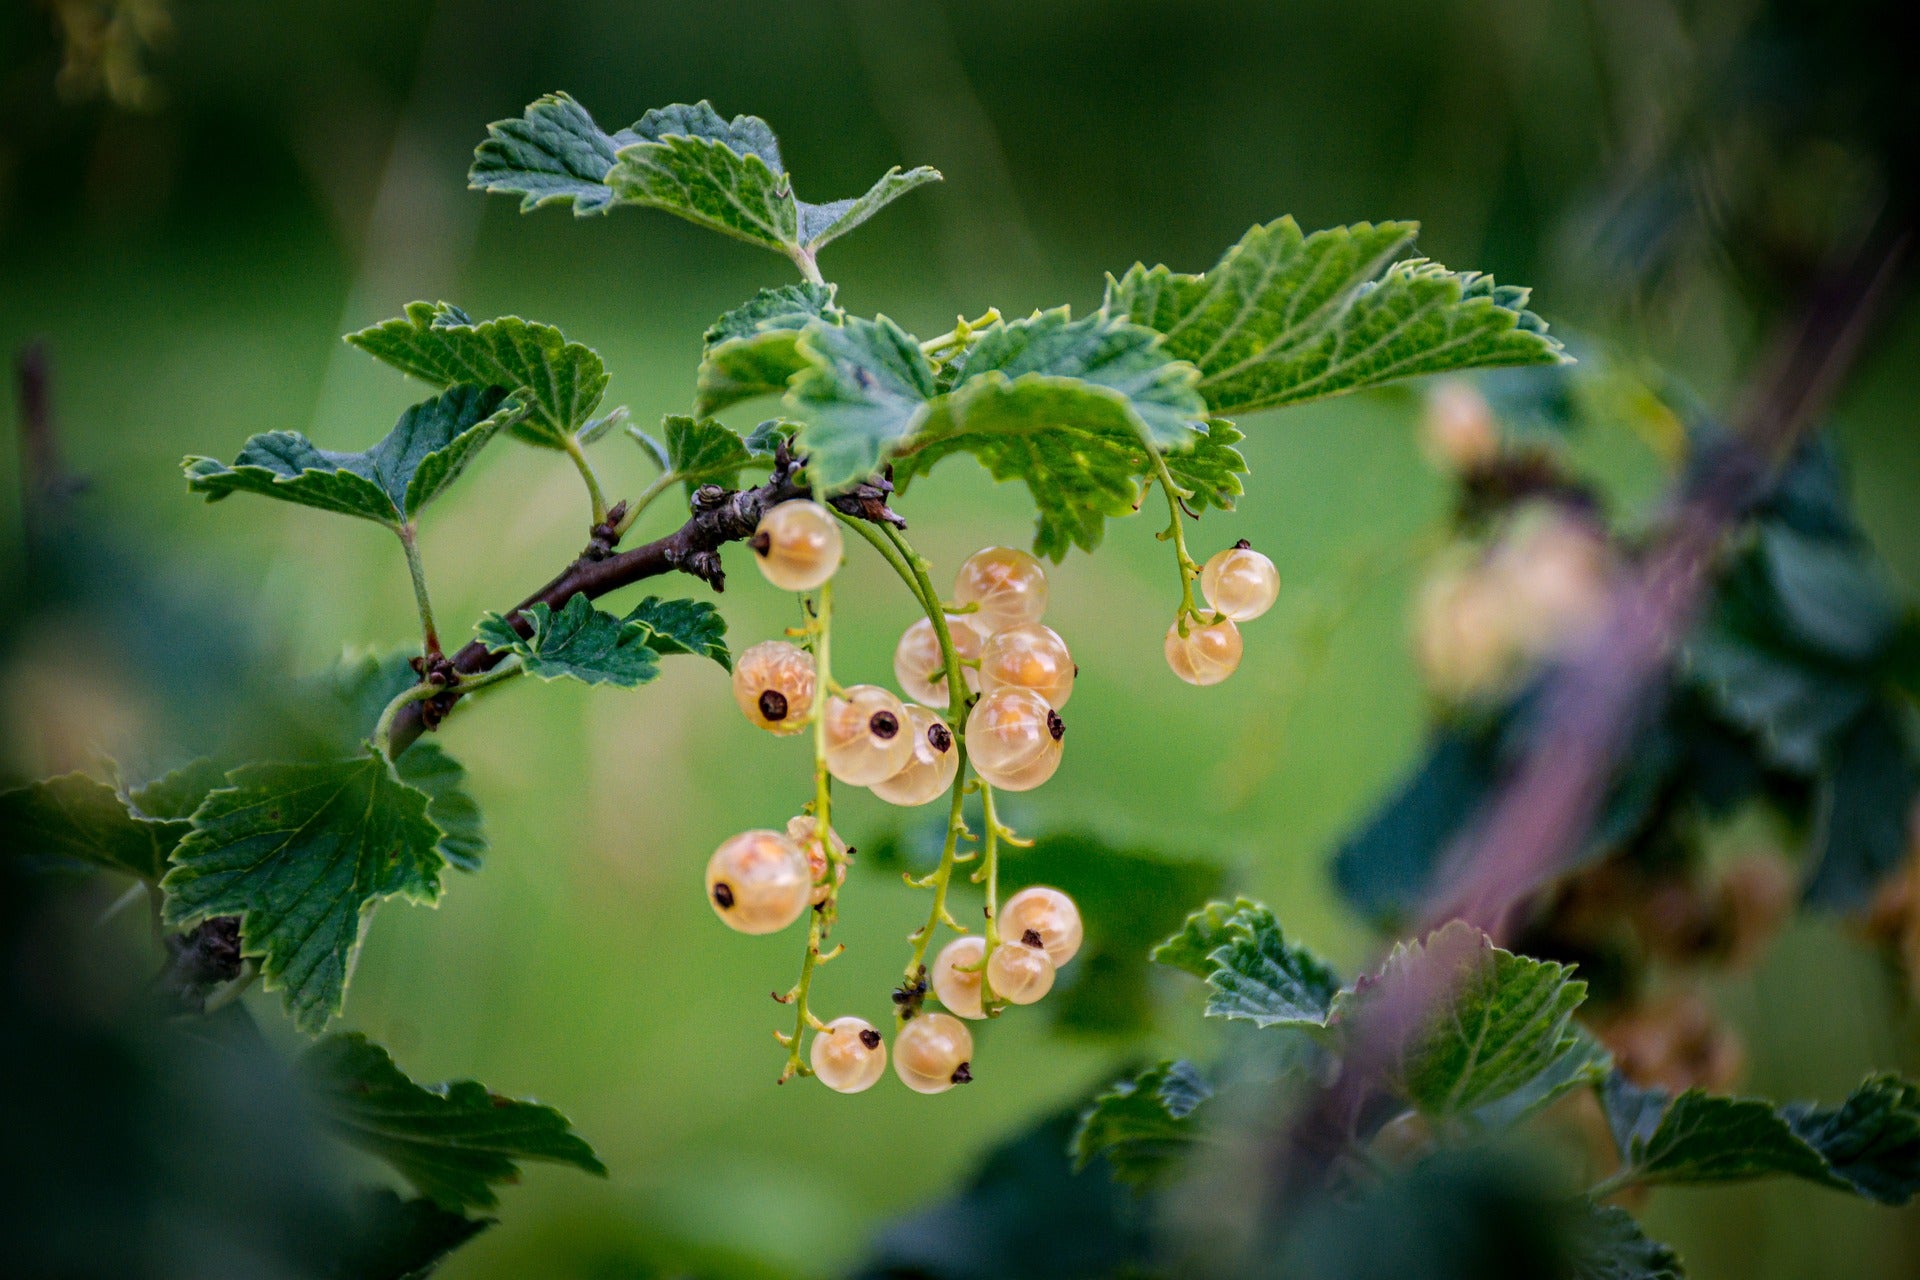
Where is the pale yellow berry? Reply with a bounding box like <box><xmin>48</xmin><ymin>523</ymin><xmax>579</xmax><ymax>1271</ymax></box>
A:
<box><xmin>1200</xmin><ymin>543</ymin><xmax>1280</xmax><ymax>622</ymax></box>
<box><xmin>953</xmin><ymin>546</ymin><xmax>1049</xmax><ymax>633</ymax></box>
<box><xmin>977</xmin><ymin>736</ymin><xmax>1062</xmax><ymax>792</ymax></box>
<box><xmin>810</xmin><ymin>1016</ymin><xmax>887</xmax><ymax>1093</ymax></box>
<box><xmin>869</xmin><ymin>705</ymin><xmax>960</xmax><ymax>807</ymax></box>
<box><xmin>966</xmin><ymin>686</ymin><xmax>1064</xmax><ymax>789</ymax></box>
<box><xmin>824</xmin><ymin>684</ymin><xmax>915</xmax><ymax>786</ymax></box>
<box><xmin>752</xmin><ymin>499</ymin><xmax>842</xmax><ymax>592</ymax></box>
<box><xmin>987</xmin><ymin>935</ymin><xmax>1056</xmax><ymax>1005</ymax></box>
<box><xmin>1164</xmin><ymin>617</ymin><xmax>1242</xmax><ymax>686</ymax></box>
<box><xmin>1001</xmin><ymin>886</ymin><xmax>1083</xmax><ymax>966</ymax></box>
<box><xmin>893</xmin><ymin>1011</ymin><xmax>974</xmax><ymax>1093</ymax></box>
<box><xmin>784</xmin><ymin>815</ymin><xmax>849</xmax><ymax>905</ymax></box>
<box><xmin>705</xmin><ymin>830</ymin><xmax>810</xmax><ymax>934</ymax></box>
<box><xmin>731</xmin><ymin>640</ymin><xmax>816</xmax><ymax>734</ymax></box>
<box><xmin>978</xmin><ymin>623</ymin><xmax>1075</xmax><ymax>708</ymax></box>
<box><xmin>892</xmin><ymin>614</ymin><xmax>984</xmax><ymax>707</ymax></box>
<box><xmin>931</xmin><ymin>935</ymin><xmax>987</xmax><ymax>1020</ymax></box>
<box><xmin>1413</xmin><ymin>561</ymin><xmax>1516</xmax><ymax>700</ymax></box>
<box><xmin>1421</xmin><ymin>379</ymin><xmax>1500</xmax><ymax>472</ymax></box>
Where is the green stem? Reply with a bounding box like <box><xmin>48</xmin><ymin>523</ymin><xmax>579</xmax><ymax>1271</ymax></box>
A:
<box><xmin>1148</xmin><ymin>446</ymin><xmax>1204</xmax><ymax>632</ymax></box>
<box><xmin>781</xmin><ymin>580</ymin><xmax>842</xmax><ymax>1082</ymax></box>
<box><xmin>370</xmin><ymin>657</ymin><xmax>523</xmax><ymax>758</ymax></box>
<box><xmin>560</xmin><ymin>432</ymin><xmax>610</xmax><ymax>526</ymax></box>
<box><xmin>614</xmin><ymin>471</ymin><xmax>679</xmax><ymax>539</ymax></box>
<box><xmin>918</xmin><ymin>308</ymin><xmax>1004</xmax><ymax>359</ymax></box>
<box><xmin>974</xmin><ymin>783</ymin><xmax>1006</xmax><ymax>1012</ymax></box>
<box><xmin>1587</xmin><ymin>1168</ymin><xmax>1639</xmax><ymax>1201</ymax></box>
<box><xmin>792</xmin><ymin>247</ymin><xmax>826</xmax><ymax>285</ymax></box>
<box><xmin>396</xmin><ymin>524</ymin><xmax>441</xmax><ymax>657</ymax></box>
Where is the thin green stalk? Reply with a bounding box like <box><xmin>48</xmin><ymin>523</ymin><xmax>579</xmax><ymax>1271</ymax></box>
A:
<box><xmin>1587</xmin><ymin>1168</ymin><xmax>1638</xmax><ymax>1201</ymax></box>
<box><xmin>560</xmin><ymin>432</ymin><xmax>610</xmax><ymax>526</ymax></box>
<box><xmin>396</xmin><ymin>523</ymin><xmax>441</xmax><ymax>657</ymax></box>
<box><xmin>371</xmin><ymin>656</ymin><xmax>524</xmax><ymax>758</ymax></box>
<box><xmin>791</xmin><ymin>247</ymin><xmax>826</xmax><ymax>285</ymax></box>
<box><xmin>613</xmin><ymin>471</ymin><xmax>680</xmax><ymax>538</ymax></box>
<box><xmin>973</xmin><ymin>783</ymin><xmax>1006</xmax><ymax>1012</ymax></box>
<box><xmin>1148</xmin><ymin>446</ymin><xmax>1205</xmax><ymax>633</ymax></box>
<box><xmin>779</xmin><ymin>580</ymin><xmax>844</xmax><ymax>1081</ymax></box>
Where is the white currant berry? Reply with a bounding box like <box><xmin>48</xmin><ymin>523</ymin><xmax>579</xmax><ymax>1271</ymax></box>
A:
<box><xmin>977</xmin><ymin>734</ymin><xmax>1062</xmax><ymax>792</ymax></box>
<box><xmin>732</xmin><ymin>640</ymin><xmax>816</xmax><ymax>734</ymax></box>
<box><xmin>784</xmin><ymin>815</ymin><xmax>849</xmax><ymax>905</ymax></box>
<box><xmin>952</xmin><ymin>546</ymin><xmax>1049</xmax><ymax>633</ymax></box>
<box><xmin>892</xmin><ymin>614</ymin><xmax>984</xmax><ymax>707</ymax></box>
<box><xmin>987</xmin><ymin>934</ymin><xmax>1056</xmax><ymax>1005</ymax></box>
<box><xmin>965</xmin><ymin>686</ymin><xmax>1060</xmax><ymax>781</ymax></box>
<box><xmin>978</xmin><ymin>623</ymin><xmax>1075</xmax><ymax>708</ymax></box>
<box><xmin>824</xmin><ymin>684</ymin><xmax>915</xmax><ymax>786</ymax></box>
<box><xmin>810</xmin><ymin>1016</ymin><xmax>887</xmax><ymax>1093</ymax></box>
<box><xmin>705</xmin><ymin>829</ymin><xmax>810</xmax><ymax>934</ymax></box>
<box><xmin>752</xmin><ymin>499</ymin><xmax>843</xmax><ymax>592</ymax></box>
<box><xmin>869</xmin><ymin>705</ymin><xmax>960</xmax><ymax>807</ymax></box>
<box><xmin>893</xmin><ymin>1011</ymin><xmax>974</xmax><ymax>1094</ymax></box>
<box><xmin>1413</xmin><ymin>558</ymin><xmax>1516</xmax><ymax>700</ymax></box>
<box><xmin>1001</xmin><ymin>886</ymin><xmax>1083</xmax><ymax>966</ymax></box>
<box><xmin>931</xmin><ymin>935</ymin><xmax>987</xmax><ymax>1020</ymax></box>
<box><xmin>1200</xmin><ymin>542</ymin><xmax>1280</xmax><ymax>622</ymax></box>
<box><xmin>1164</xmin><ymin>617</ymin><xmax>1242</xmax><ymax>686</ymax></box>
<box><xmin>1421</xmin><ymin>379</ymin><xmax>1499</xmax><ymax>472</ymax></box>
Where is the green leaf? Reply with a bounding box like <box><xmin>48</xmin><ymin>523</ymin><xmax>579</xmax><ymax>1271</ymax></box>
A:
<box><xmin>1166</xmin><ymin>418</ymin><xmax>1248</xmax><ymax>515</ymax></box>
<box><xmin>476</xmin><ymin>593</ymin><xmax>662</xmax><ymax>687</ymax></box>
<box><xmin>787</xmin><ymin>314</ymin><xmax>938</xmax><ymax>490</ymax></box>
<box><xmin>125</xmin><ymin>757</ymin><xmax>227</xmax><ymax>822</ymax></box>
<box><xmin>394</xmin><ymin>742</ymin><xmax>487</xmax><ymax>874</ymax></box>
<box><xmin>301</xmin><ymin>1032</ymin><xmax>606</xmax><ymax>1213</ymax></box>
<box><xmin>1686</xmin><ymin>620</ymin><xmax>1873</xmax><ymax>773</ymax></box>
<box><xmin>1106</xmin><ymin>217</ymin><xmax>1566</xmax><ymax>415</ymax></box>
<box><xmin>1805</xmin><ymin>702</ymin><xmax>1920</xmax><ymax>909</ymax></box>
<box><xmin>656</xmin><ymin>415</ymin><xmax>770</xmax><ymax>499</ymax></box>
<box><xmin>1758</xmin><ymin>525</ymin><xmax>1902</xmax><ymax>665</ymax></box>
<box><xmin>468</xmin><ymin>91</ymin><xmax>639</xmax><ymax>216</ymax></box>
<box><xmin>1782</xmin><ymin>1074</ymin><xmax>1920</xmax><ymax>1205</ymax></box>
<box><xmin>162</xmin><ymin>756</ymin><xmax>444</xmax><ymax>1033</ymax></box>
<box><xmin>1600</xmin><ymin>1074</ymin><xmax>1835</xmax><ymax>1187</ymax></box>
<box><xmin>1070</xmin><ymin>1059</ymin><xmax>1212</xmax><ymax>1186</ymax></box>
<box><xmin>1155</xmin><ymin>899</ymin><xmax>1340</xmax><ymax>1032</ymax></box>
<box><xmin>1469</xmin><ymin>1026</ymin><xmax>1612</xmax><ymax>1132</ymax></box>
<box><xmin>695</xmin><ymin>284</ymin><xmax>842</xmax><ymax>415</ymax></box>
<box><xmin>0</xmin><ymin>772</ymin><xmax>176</xmax><ymax>881</ymax></box>
<box><xmin>797</xmin><ymin>165</ymin><xmax>943</xmax><ymax>251</ymax></box>
<box><xmin>336</xmin><ymin>1189</ymin><xmax>492</xmax><ymax>1280</ymax></box>
<box><xmin>347</xmin><ymin>303</ymin><xmax>609</xmax><ymax>449</ymax></box>
<box><xmin>1567</xmin><ymin>1202</ymin><xmax>1685</xmax><ymax>1280</ymax></box>
<box><xmin>1151</xmin><ymin>896</ymin><xmax>1268</xmax><ymax>977</ymax></box>
<box><xmin>623</xmin><ymin>595</ymin><xmax>731</xmax><ymax>670</ymax></box>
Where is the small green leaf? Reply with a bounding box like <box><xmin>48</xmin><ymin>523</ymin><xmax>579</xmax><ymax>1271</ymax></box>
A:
<box><xmin>337</xmin><ymin>1189</ymin><xmax>493</xmax><ymax>1280</ymax></box>
<box><xmin>476</xmin><ymin>594</ymin><xmax>662</xmax><ymax>687</ymax></box>
<box><xmin>1600</xmin><ymin>1074</ymin><xmax>1835</xmax><ymax>1187</ymax></box>
<box><xmin>1190</xmin><ymin>902</ymin><xmax>1341</xmax><ymax>1032</ymax></box>
<box><xmin>162</xmin><ymin>756</ymin><xmax>444</xmax><ymax>1033</ymax></box>
<box><xmin>1805</xmin><ymin>702</ymin><xmax>1920</xmax><ymax>909</ymax></box>
<box><xmin>347</xmin><ymin>303</ymin><xmax>608</xmax><ymax>449</ymax></box>
<box><xmin>125</xmin><ymin>758</ymin><xmax>228</xmax><ymax>822</ymax></box>
<box><xmin>1782</xmin><ymin>1074</ymin><xmax>1920</xmax><ymax>1205</ymax></box>
<box><xmin>1070</xmin><ymin>1059</ymin><xmax>1212</xmax><ymax>1186</ymax></box>
<box><xmin>1567</xmin><ymin>1201</ymin><xmax>1685</xmax><ymax>1280</ymax></box>
<box><xmin>301</xmin><ymin>1032</ymin><xmax>606</xmax><ymax>1213</ymax></box>
<box><xmin>1151</xmin><ymin>896</ymin><xmax>1268</xmax><ymax>977</ymax></box>
<box><xmin>1107</xmin><ymin>217</ymin><xmax>1566</xmax><ymax>415</ymax></box>
<box><xmin>696</xmin><ymin>284</ymin><xmax>842</xmax><ymax>415</ymax></box>
<box><xmin>0</xmin><ymin>772</ymin><xmax>177</xmax><ymax>881</ymax></box>
<box><xmin>1165</xmin><ymin>419</ymin><xmax>1248</xmax><ymax>515</ymax></box>
<box><xmin>394</xmin><ymin>742</ymin><xmax>487</xmax><ymax>874</ymax></box>
<box><xmin>797</xmin><ymin>165</ymin><xmax>943</xmax><ymax>251</ymax></box>
<box><xmin>623</xmin><ymin>595</ymin><xmax>730</xmax><ymax>670</ymax></box>
<box><xmin>658</xmin><ymin>415</ymin><xmax>770</xmax><ymax>499</ymax></box>
<box><xmin>1469</xmin><ymin>1026</ymin><xmax>1612</xmax><ymax>1132</ymax></box>
<box><xmin>468</xmin><ymin>91</ymin><xmax>640</xmax><ymax>216</ymax></box>
<box><xmin>787</xmin><ymin>314</ymin><xmax>939</xmax><ymax>491</ymax></box>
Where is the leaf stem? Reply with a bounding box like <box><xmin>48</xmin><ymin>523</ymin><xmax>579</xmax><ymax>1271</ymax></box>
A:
<box><xmin>1587</xmin><ymin>1168</ymin><xmax>1640</xmax><ymax>1201</ymax></box>
<box><xmin>1147</xmin><ymin>446</ymin><xmax>1204</xmax><ymax>634</ymax></box>
<box><xmin>371</xmin><ymin>656</ymin><xmax>524</xmax><ymax>759</ymax></box>
<box><xmin>396</xmin><ymin>523</ymin><xmax>442</xmax><ymax>658</ymax></box>
<box><xmin>791</xmin><ymin>247</ymin><xmax>826</xmax><ymax>286</ymax></box>
<box><xmin>560</xmin><ymin>432</ymin><xmax>610</xmax><ymax>526</ymax></box>
<box><xmin>613</xmin><ymin>471</ymin><xmax>680</xmax><ymax>539</ymax></box>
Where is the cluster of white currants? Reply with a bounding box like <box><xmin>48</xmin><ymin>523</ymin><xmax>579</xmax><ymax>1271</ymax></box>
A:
<box><xmin>1163</xmin><ymin>541</ymin><xmax>1282</xmax><ymax>686</ymax></box>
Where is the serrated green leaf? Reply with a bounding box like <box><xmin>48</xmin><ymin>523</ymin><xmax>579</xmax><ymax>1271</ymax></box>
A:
<box><xmin>1151</xmin><ymin>896</ymin><xmax>1268</xmax><ymax>977</ymax></box>
<box><xmin>623</xmin><ymin>595</ymin><xmax>730</xmax><ymax>669</ymax></box>
<box><xmin>696</xmin><ymin>284</ymin><xmax>842</xmax><ymax>415</ymax></box>
<box><xmin>337</xmin><ymin>1189</ymin><xmax>492</xmax><ymax>1280</ymax></box>
<box><xmin>1600</xmin><ymin>1074</ymin><xmax>1835</xmax><ymax>1187</ymax></box>
<box><xmin>1166</xmin><ymin>419</ymin><xmax>1247</xmax><ymax>514</ymax></box>
<box><xmin>1567</xmin><ymin>1201</ymin><xmax>1685</xmax><ymax>1280</ymax></box>
<box><xmin>1469</xmin><ymin>1025</ymin><xmax>1612</xmax><ymax>1132</ymax></box>
<box><xmin>1107</xmin><ymin>217</ymin><xmax>1566</xmax><ymax>415</ymax></box>
<box><xmin>394</xmin><ymin>742</ymin><xmax>487</xmax><ymax>874</ymax></box>
<box><xmin>162</xmin><ymin>757</ymin><xmax>444</xmax><ymax>1033</ymax></box>
<box><xmin>301</xmin><ymin>1032</ymin><xmax>606</xmax><ymax>1213</ymax></box>
<box><xmin>656</xmin><ymin>414</ymin><xmax>769</xmax><ymax>499</ymax></box>
<box><xmin>787</xmin><ymin>314</ymin><xmax>938</xmax><ymax>490</ymax></box>
<box><xmin>1070</xmin><ymin>1059</ymin><xmax>1212</xmax><ymax>1186</ymax></box>
<box><xmin>468</xmin><ymin>91</ymin><xmax>640</xmax><ymax>216</ymax></box>
<box><xmin>1201</xmin><ymin>905</ymin><xmax>1341</xmax><ymax>1032</ymax></box>
<box><xmin>347</xmin><ymin>303</ymin><xmax>608</xmax><ymax>449</ymax></box>
<box><xmin>1782</xmin><ymin>1074</ymin><xmax>1920</xmax><ymax>1205</ymax></box>
<box><xmin>0</xmin><ymin>772</ymin><xmax>177</xmax><ymax>881</ymax></box>
<box><xmin>126</xmin><ymin>757</ymin><xmax>227</xmax><ymax>822</ymax></box>
<box><xmin>476</xmin><ymin>593</ymin><xmax>662</xmax><ymax>687</ymax></box>
<box><xmin>796</xmin><ymin>164</ymin><xmax>943</xmax><ymax>251</ymax></box>
<box><xmin>1805</xmin><ymin>702</ymin><xmax>1920</xmax><ymax>909</ymax></box>
<box><xmin>183</xmin><ymin>385</ymin><xmax>523</xmax><ymax>526</ymax></box>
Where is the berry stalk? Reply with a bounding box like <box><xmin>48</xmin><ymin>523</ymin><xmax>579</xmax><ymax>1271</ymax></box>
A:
<box><xmin>1147</xmin><ymin>446</ymin><xmax>1206</xmax><ymax>635</ymax></box>
<box><xmin>778</xmin><ymin>581</ymin><xmax>844</xmax><ymax>1082</ymax></box>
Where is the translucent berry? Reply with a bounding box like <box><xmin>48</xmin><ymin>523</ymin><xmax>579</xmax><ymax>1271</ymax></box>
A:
<box><xmin>1164</xmin><ymin>617</ymin><xmax>1242</xmax><ymax>686</ymax></box>
<box><xmin>785</xmin><ymin>815</ymin><xmax>849</xmax><ymax>905</ymax></box>
<box><xmin>977</xmin><ymin>734</ymin><xmax>1062</xmax><ymax>792</ymax></box>
<box><xmin>965</xmin><ymin>686</ymin><xmax>1059</xmax><ymax>783</ymax></box>
<box><xmin>705</xmin><ymin>830</ymin><xmax>810</xmax><ymax>934</ymax></box>
<box><xmin>893</xmin><ymin>1011</ymin><xmax>974</xmax><ymax>1094</ymax></box>
<box><xmin>824</xmin><ymin>684</ymin><xmax>915</xmax><ymax>786</ymax></box>
<box><xmin>931</xmin><ymin>935</ymin><xmax>987</xmax><ymax>1020</ymax></box>
<box><xmin>1001</xmin><ymin>886</ymin><xmax>1083</xmax><ymax>966</ymax></box>
<box><xmin>952</xmin><ymin>546</ymin><xmax>1049</xmax><ymax>633</ymax></box>
<box><xmin>752</xmin><ymin>499</ymin><xmax>843</xmax><ymax>592</ymax></box>
<box><xmin>869</xmin><ymin>705</ymin><xmax>960</xmax><ymax>807</ymax></box>
<box><xmin>1200</xmin><ymin>542</ymin><xmax>1280</xmax><ymax>622</ymax></box>
<box><xmin>810</xmin><ymin>1016</ymin><xmax>887</xmax><ymax>1094</ymax></box>
<box><xmin>987</xmin><ymin>934</ymin><xmax>1056</xmax><ymax>1005</ymax></box>
<box><xmin>893</xmin><ymin>614</ymin><xmax>984</xmax><ymax>707</ymax></box>
<box><xmin>732</xmin><ymin>640</ymin><xmax>816</xmax><ymax>735</ymax></box>
<box><xmin>978</xmin><ymin>623</ymin><xmax>1075</xmax><ymax>708</ymax></box>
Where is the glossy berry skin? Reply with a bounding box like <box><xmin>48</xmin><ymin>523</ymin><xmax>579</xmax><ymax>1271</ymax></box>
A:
<box><xmin>978</xmin><ymin>623</ymin><xmax>1075</xmax><ymax>708</ymax></box>
<box><xmin>893</xmin><ymin>1012</ymin><xmax>974</xmax><ymax>1094</ymax></box>
<box><xmin>952</xmin><ymin>546</ymin><xmax>1049</xmax><ymax>634</ymax></box>
<box><xmin>732</xmin><ymin>640</ymin><xmax>816</xmax><ymax>735</ymax></box>
<box><xmin>966</xmin><ymin>686</ymin><xmax>1060</xmax><ymax>782</ymax></box>
<box><xmin>977</xmin><ymin>735</ymin><xmax>1061</xmax><ymax>792</ymax></box>
<box><xmin>753</xmin><ymin>499</ymin><xmax>843</xmax><ymax>592</ymax></box>
<box><xmin>824</xmin><ymin>684</ymin><xmax>915</xmax><ymax>786</ymax></box>
<box><xmin>893</xmin><ymin>615</ymin><xmax>984</xmax><ymax>707</ymax></box>
<box><xmin>1001</xmin><ymin>886</ymin><xmax>1083</xmax><ymax>966</ymax></box>
<box><xmin>931</xmin><ymin>935</ymin><xmax>987</xmax><ymax>1020</ymax></box>
<box><xmin>1164</xmin><ymin>617</ymin><xmax>1242</xmax><ymax>686</ymax></box>
<box><xmin>1200</xmin><ymin>544</ymin><xmax>1280</xmax><ymax>622</ymax></box>
<box><xmin>784</xmin><ymin>815</ymin><xmax>848</xmax><ymax>905</ymax></box>
<box><xmin>705</xmin><ymin>830</ymin><xmax>810</xmax><ymax>934</ymax></box>
<box><xmin>987</xmin><ymin>936</ymin><xmax>1056</xmax><ymax>1005</ymax></box>
<box><xmin>810</xmin><ymin>1016</ymin><xmax>887</xmax><ymax>1093</ymax></box>
<box><xmin>869</xmin><ymin>705</ymin><xmax>960</xmax><ymax>807</ymax></box>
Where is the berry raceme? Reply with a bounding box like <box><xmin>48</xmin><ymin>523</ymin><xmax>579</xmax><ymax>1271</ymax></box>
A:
<box><xmin>824</xmin><ymin>683</ymin><xmax>915</xmax><ymax>785</ymax></box>
<box><xmin>733</xmin><ymin>640</ymin><xmax>817</xmax><ymax>734</ymax></box>
<box><xmin>953</xmin><ymin>546</ymin><xmax>1049</xmax><ymax>633</ymax></box>
<box><xmin>1200</xmin><ymin>542</ymin><xmax>1280</xmax><ymax>622</ymax></box>
<box><xmin>965</xmin><ymin>686</ymin><xmax>1064</xmax><ymax>791</ymax></box>
<box><xmin>707</xmin><ymin>830</ymin><xmax>812</xmax><ymax>935</ymax></box>
<box><xmin>894</xmin><ymin>614</ymin><xmax>983</xmax><ymax>706</ymax></box>
<box><xmin>1165</xmin><ymin>616</ymin><xmax>1242</xmax><ymax>686</ymax></box>
<box><xmin>869</xmin><ymin>704</ymin><xmax>959</xmax><ymax>807</ymax></box>
<box><xmin>810</xmin><ymin>1016</ymin><xmax>887</xmax><ymax>1093</ymax></box>
<box><xmin>978</xmin><ymin>623</ymin><xmax>1074</xmax><ymax>708</ymax></box>
<box><xmin>785</xmin><ymin>815</ymin><xmax>849</xmax><ymax>905</ymax></box>
<box><xmin>1000</xmin><ymin>886</ymin><xmax>1083</xmax><ymax>966</ymax></box>
<box><xmin>753</xmin><ymin>499</ymin><xmax>843</xmax><ymax>592</ymax></box>
<box><xmin>893</xmin><ymin>1011</ymin><xmax>974</xmax><ymax>1094</ymax></box>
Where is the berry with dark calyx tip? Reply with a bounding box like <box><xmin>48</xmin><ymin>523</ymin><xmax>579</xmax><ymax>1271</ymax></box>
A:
<box><xmin>784</xmin><ymin>815</ymin><xmax>850</xmax><ymax>905</ymax></box>
<box><xmin>733</xmin><ymin>640</ymin><xmax>816</xmax><ymax>734</ymax></box>
<box><xmin>986</xmin><ymin>936</ymin><xmax>1055</xmax><ymax>1005</ymax></box>
<box><xmin>894</xmin><ymin>614</ymin><xmax>984</xmax><ymax>706</ymax></box>
<box><xmin>891</xmin><ymin>968</ymin><xmax>930</xmax><ymax>1020</ymax></box>
<box><xmin>705</xmin><ymin>830</ymin><xmax>811</xmax><ymax>934</ymax></box>
<box><xmin>1200</xmin><ymin>543</ymin><xmax>1280</xmax><ymax>622</ymax></box>
<box><xmin>965</xmin><ymin>686</ymin><xmax>1054</xmax><ymax>779</ymax></box>
<box><xmin>931</xmin><ymin>935</ymin><xmax>987</xmax><ymax>1019</ymax></box>
<box><xmin>1164</xmin><ymin>617</ymin><xmax>1241</xmax><ymax>686</ymax></box>
<box><xmin>893</xmin><ymin>1011</ymin><xmax>974</xmax><ymax>1094</ymax></box>
<box><xmin>753</xmin><ymin>499</ymin><xmax>843</xmax><ymax>592</ymax></box>
<box><xmin>953</xmin><ymin>546</ymin><xmax>1049</xmax><ymax>633</ymax></box>
<box><xmin>811</xmin><ymin>1016</ymin><xmax>887</xmax><ymax>1093</ymax></box>
<box><xmin>824</xmin><ymin>684</ymin><xmax>916</xmax><ymax>785</ymax></box>
<box><xmin>978</xmin><ymin>623</ymin><xmax>1075</xmax><ymax>708</ymax></box>
<box><xmin>870</xmin><ymin>704</ymin><xmax>961</xmax><ymax>807</ymax></box>
<box><xmin>1001</xmin><ymin>886</ymin><xmax>1082</xmax><ymax>966</ymax></box>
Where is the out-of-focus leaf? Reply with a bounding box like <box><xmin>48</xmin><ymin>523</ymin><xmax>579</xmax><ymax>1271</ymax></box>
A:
<box><xmin>1333</xmin><ymin>726</ymin><xmax>1499</xmax><ymax>923</ymax></box>
<box><xmin>1565</xmin><ymin>1201</ymin><xmax>1685</xmax><ymax>1280</ymax></box>
<box><xmin>333</xmin><ymin>1190</ymin><xmax>492</xmax><ymax>1280</ymax></box>
<box><xmin>1685</xmin><ymin>621</ymin><xmax>1872</xmax><ymax>773</ymax></box>
<box><xmin>1758</xmin><ymin>525</ymin><xmax>1901</xmax><ymax>664</ymax></box>
<box><xmin>1782</xmin><ymin>1074</ymin><xmax>1920</xmax><ymax>1205</ymax></box>
<box><xmin>1600</xmin><ymin>1074</ymin><xmax>1834</xmax><ymax>1188</ymax></box>
<box><xmin>0</xmin><ymin>772</ymin><xmax>177</xmax><ymax>881</ymax></box>
<box><xmin>1804</xmin><ymin>702</ymin><xmax>1920</xmax><ymax>908</ymax></box>
<box><xmin>1070</xmin><ymin>1059</ymin><xmax>1212</xmax><ymax>1186</ymax></box>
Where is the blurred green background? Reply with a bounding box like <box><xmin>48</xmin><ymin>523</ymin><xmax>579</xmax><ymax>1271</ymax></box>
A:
<box><xmin>3</xmin><ymin>1</ymin><xmax>1917</xmax><ymax>1276</ymax></box>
